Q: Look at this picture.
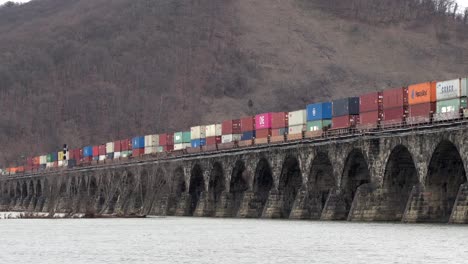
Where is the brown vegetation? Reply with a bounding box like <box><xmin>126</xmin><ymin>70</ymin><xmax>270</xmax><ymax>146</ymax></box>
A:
<box><xmin>0</xmin><ymin>0</ymin><xmax>468</xmax><ymax>166</ymax></box>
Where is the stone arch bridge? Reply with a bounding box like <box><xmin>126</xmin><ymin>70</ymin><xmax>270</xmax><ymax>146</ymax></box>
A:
<box><xmin>2</xmin><ymin>124</ymin><xmax>468</xmax><ymax>223</ymax></box>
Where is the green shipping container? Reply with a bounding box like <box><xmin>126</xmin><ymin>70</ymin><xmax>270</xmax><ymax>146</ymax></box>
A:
<box><xmin>436</xmin><ymin>97</ymin><xmax>467</xmax><ymax>113</ymax></box>
<box><xmin>156</xmin><ymin>146</ymin><xmax>164</xmax><ymax>153</ymax></box>
<box><xmin>182</xmin><ymin>131</ymin><xmax>191</xmax><ymax>143</ymax></box>
<box><xmin>307</xmin><ymin>119</ymin><xmax>332</xmax><ymax>132</ymax></box>
<box><xmin>174</xmin><ymin>132</ymin><xmax>183</xmax><ymax>144</ymax></box>
<box><xmin>46</xmin><ymin>154</ymin><xmax>53</xmax><ymax>162</ymax></box>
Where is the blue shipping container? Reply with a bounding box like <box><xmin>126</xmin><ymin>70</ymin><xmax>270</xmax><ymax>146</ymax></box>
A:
<box><xmin>307</xmin><ymin>102</ymin><xmax>332</xmax><ymax>121</ymax></box>
<box><xmin>241</xmin><ymin>131</ymin><xmax>256</xmax><ymax>140</ymax></box>
<box><xmin>93</xmin><ymin>156</ymin><xmax>99</xmax><ymax>161</ymax></box>
<box><xmin>51</xmin><ymin>152</ymin><xmax>58</xmax><ymax>162</ymax></box>
<box><xmin>132</xmin><ymin>137</ymin><xmax>145</xmax><ymax>149</ymax></box>
<box><xmin>332</xmin><ymin>97</ymin><xmax>360</xmax><ymax>117</ymax></box>
<box><xmin>191</xmin><ymin>139</ymin><xmax>206</xmax><ymax>148</ymax></box>
<box><xmin>106</xmin><ymin>153</ymin><xmax>114</xmax><ymax>160</ymax></box>
<box><xmin>83</xmin><ymin>146</ymin><xmax>93</xmax><ymax>157</ymax></box>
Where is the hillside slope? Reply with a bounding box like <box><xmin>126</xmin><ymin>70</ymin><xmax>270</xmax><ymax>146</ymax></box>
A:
<box><xmin>0</xmin><ymin>0</ymin><xmax>467</xmax><ymax>165</ymax></box>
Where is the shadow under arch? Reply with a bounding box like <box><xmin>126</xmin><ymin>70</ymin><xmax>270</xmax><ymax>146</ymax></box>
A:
<box><xmin>208</xmin><ymin>162</ymin><xmax>225</xmax><ymax>215</ymax></box>
<box><xmin>341</xmin><ymin>149</ymin><xmax>370</xmax><ymax>217</ymax></box>
<box><xmin>188</xmin><ymin>164</ymin><xmax>204</xmax><ymax>215</ymax></box>
<box><xmin>229</xmin><ymin>160</ymin><xmax>248</xmax><ymax>217</ymax></box>
<box><xmin>253</xmin><ymin>158</ymin><xmax>273</xmax><ymax>217</ymax></box>
<box><xmin>424</xmin><ymin>140</ymin><xmax>466</xmax><ymax>222</ymax></box>
<box><xmin>278</xmin><ymin>156</ymin><xmax>302</xmax><ymax>218</ymax></box>
<box><xmin>308</xmin><ymin>152</ymin><xmax>336</xmax><ymax>218</ymax></box>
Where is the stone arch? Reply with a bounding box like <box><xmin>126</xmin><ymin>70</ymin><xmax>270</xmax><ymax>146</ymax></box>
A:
<box><xmin>229</xmin><ymin>160</ymin><xmax>248</xmax><ymax>216</ymax></box>
<box><xmin>134</xmin><ymin>168</ymin><xmax>149</xmax><ymax>211</ymax></box>
<box><xmin>188</xmin><ymin>164</ymin><xmax>205</xmax><ymax>215</ymax></box>
<box><xmin>253</xmin><ymin>158</ymin><xmax>274</xmax><ymax>215</ymax></box>
<box><xmin>172</xmin><ymin>167</ymin><xmax>186</xmax><ymax>197</ymax></box>
<box><xmin>425</xmin><ymin>140</ymin><xmax>466</xmax><ymax>222</ymax></box>
<box><xmin>380</xmin><ymin>145</ymin><xmax>419</xmax><ymax>221</ymax></box>
<box><xmin>341</xmin><ymin>149</ymin><xmax>371</xmax><ymax>215</ymax></box>
<box><xmin>209</xmin><ymin>162</ymin><xmax>225</xmax><ymax>214</ymax></box>
<box><xmin>308</xmin><ymin>152</ymin><xmax>336</xmax><ymax>217</ymax></box>
<box><xmin>35</xmin><ymin>180</ymin><xmax>44</xmax><ymax>212</ymax></box>
<box><xmin>21</xmin><ymin>181</ymin><xmax>28</xmax><ymax>200</ymax></box>
<box><xmin>278</xmin><ymin>156</ymin><xmax>302</xmax><ymax>218</ymax></box>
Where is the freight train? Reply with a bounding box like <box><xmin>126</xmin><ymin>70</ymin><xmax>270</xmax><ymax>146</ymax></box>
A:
<box><xmin>2</xmin><ymin>77</ymin><xmax>467</xmax><ymax>176</ymax></box>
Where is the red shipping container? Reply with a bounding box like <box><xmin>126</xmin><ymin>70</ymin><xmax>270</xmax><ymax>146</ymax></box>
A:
<box><xmin>359</xmin><ymin>111</ymin><xmax>380</xmax><ymax>125</ymax></box>
<box><xmin>159</xmin><ymin>134</ymin><xmax>174</xmax><ymax>146</ymax></box>
<box><xmin>26</xmin><ymin>157</ymin><xmax>34</xmax><ymax>166</ymax></box>
<box><xmin>360</xmin><ymin>92</ymin><xmax>382</xmax><ymax>113</ymax></box>
<box><xmin>114</xmin><ymin>141</ymin><xmax>122</xmax><ymax>152</ymax></box>
<box><xmin>132</xmin><ymin>148</ymin><xmax>145</xmax><ymax>157</ymax></box>
<box><xmin>82</xmin><ymin>156</ymin><xmax>92</xmax><ymax>163</ymax></box>
<box><xmin>92</xmin><ymin>146</ymin><xmax>99</xmax><ymax>157</ymax></box>
<box><xmin>222</xmin><ymin>119</ymin><xmax>242</xmax><ymax>134</ymax></box>
<box><xmin>382</xmin><ymin>107</ymin><xmax>406</xmax><ymax>122</ymax></box>
<box><xmin>256</xmin><ymin>128</ymin><xmax>271</xmax><ymax>138</ymax></box>
<box><xmin>271</xmin><ymin>128</ymin><xmax>287</xmax><ymax>137</ymax></box>
<box><xmin>121</xmin><ymin>139</ymin><xmax>131</xmax><ymax>151</ymax></box>
<box><xmin>98</xmin><ymin>145</ymin><xmax>106</xmax><ymax>156</ymax></box>
<box><xmin>33</xmin><ymin>157</ymin><xmax>40</xmax><ymax>165</ymax></box>
<box><xmin>409</xmin><ymin>102</ymin><xmax>435</xmax><ymax>119</ymax></box>
<box><xmin>206</xmin><ymin>136</ymin><xmax>222</xmax><ymax>145</ymax></box>
<box><xmin>383</xmin><ymin>87</ymin><xmax>408</xmax><ymax>109</ymax></box>
<box><xmin>241</xmin><ymin>116</ymin><xmax>255</xmax><ymax>132</ymax></box>
<box><xmin>332</xmin><ymin>115</ymin><xmax>359</xmax><ymax>129</ymax></box>
<box><xmin>271</xmin><ymin>112</ymin><xmax>289</xmax><ymax>129</ymax></box>
<box><xmin>162</xmin><ymin>145</ymin><xmax>174</xmax><ymax>152</ymax></box>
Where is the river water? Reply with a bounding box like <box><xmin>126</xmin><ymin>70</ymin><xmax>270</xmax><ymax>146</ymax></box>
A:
<box><xmin>0</xmin><ymin>217</ymin><xmax>467</xmax><ymax>263</ymax></box>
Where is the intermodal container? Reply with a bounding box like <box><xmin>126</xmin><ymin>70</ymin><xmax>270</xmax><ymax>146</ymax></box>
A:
<box><xmin>408</xmin><ymin>82</ymin><xmax>436</xmax><ymax>105</ymax></box>
<box><xmin>144</xmin><ymin>146</ymin><xmax>155</xmax><ymax>154</ymax></box>
<box><xmin>288</xmin><ymin>125</ymin><xmax>305</xmax><ymax>135</ymax></box>
<box><xmin>241</xmin><ymin>131</ymin><xmax>255</xmax><ymax>140</ymax></box>
<box><xmin>106</xmin><ymin>142</ymin><xmax>114</xmax><ymax>153</ymax></box>
<box><xmin>288</xmin><ymin>110</ymin><xmax>306</xmax><ymax>126</ymax></box>
<box><xmin>332</xmin><ymin>115</ymin><xmax>359</xmax><ymax>129</ymax></box>
<box><xmin>271</xmin><ymin>112</ymin><xmax>288</xmax><ymax>129</ymax></box>
<box><xmin>409</xmin><ymin>103</ymin><xmax>436</xmax><ymax>122</ymax></box>
<box><xmin>132</xmin><ymin>148</ymin><xmax>145</xmax><ymax>157</ymax></box>
<box><xmin>256</xmin><ymin>128</ymin><xmax>271</xmax><ymax>138</ymax></box>
<box><xmin>436</xmin><ymin>78</ymin><xmax>466</xmax><ymax>101</ymax></box>
<box><xmin>205</xmin><ymin>124</ymin><xmax>222</xmax><ymax>137</ymax></box>
<box><xmin>121</xmin><ymin>139</ymin><xmax>131</xmax><ymax>151</ymax></box>
<box><xmin>190</xmin><ymin>126</ymin><xmax>206</xmax><ymax>140</ymax></box>
<box><xmin>99</xmin><ymin>145</ymin><xmax>106</xmax><ymax>156</ymax></box>
<box><xmin>383</xmin><ymin>87</ymin><xmax>408</xmax><ymax>109</ymax></box>
<box><xmin>132</xmin><ymin>137</ymin><xmax>145</xmax><ymax>149</ymax></box>
<box><xmin>114</xmin><ymin>152</ymin><xmax>121</xmax><ymax>159</ymax></box>
<box><xmin>436</xmin><ymin>97</ymin><xmax>467</xmax><ymax>113</ymax></box>
<box><xmin>114</xmin><ymin>141</ymin><xmax>122</xmax><ymax>152</ymax></box>
<box><xmin>382</xmin><ymin>107</ymin><xmax>406</xmax><ymax>123</ymax></box>
<box><xmin>57</xmin><ymin>152</ymin><xmax>65</xmax><ymax>161</ymax></box>
<box><xmin>174</xmin><ymin>132</ymin><xmax>183</xmax><ymax>144</ymax></box>
<box><xmin>159</xmin><ymin>134</ymin><xmax>174</xmax><ymax>146</ymax></box>
<box><xmin>162</xmin><ymin>145</ymin><xmax>174</xmax><ymax>152</ymax></box>
<box><xmin>221</xmin><ymin>134</ymin><xmax>242</xmax><ymax>143</ymax></box>
<box><xmin>241</xmin><ymin>117</ymin><xmax>255</xmax><ymax>132</ymax></box>
<box><xmin>33</xmin><ymin>157</ymin><xmax>40</xmax><ymax>165</ymax></box>
<box><xmin>106</xmin><ymin>153</ymin><xmax>114</xmax><ymax>160</ymax></box>
<box><xmin>359</xmin><ymin>111</ymin><xmax>380</xmax><ymax>126</ymax></box>
<box><xmin>222</xmin><ymin>119</ymin><xmax>241</xmax><ymax>135</ymax></box>
<box><xmin>40</xmin><ymin>155</ymin><xmax>47</xmax><ymax>164</ymax></box>
<box><xmin>191</xmin><ymin>139</ymin><xmax>206</xmax><ymax>148</ymax></box>
<box><xmin>255</xmin><ymin>113</ymin><xmax>272</xmax><ymax>130</ymax></box>
<box><xmin>174</xmin><ymin>143</ymin><xmax>190</xmax><ymax>151</ymax></box>
<box><xmin>147</xmin><ymin>135</ymin><xmax>160</xmax><ymax>147</ymax></box>
<box><xmin>360</xmin><ymin>92</ymin><xmax>382</xmax><ymax>113</ymax></box>
<box><xmin>271</xmin><ymin>128</ymin><xmax>287</xmax><ymax>137</ymax></box>
<box><xmin>92</xmin><ymin>146</ymin><xmax>99</xmax><ymax>157</ymax></box>
<box><xmin>206</xmin><ymin>136</ymin><xmax>222</xmax><ymax>145</ymax></box>
<box><xmin>307</xmin><ymin>120</ymin><xmax>332</xmax><ymax>132</ymax></box>
<box><xmin>307</xmin><ymin>102</ymin><xmax>332</xmax><ymax>121</ymax></box>
<box><xmin>51</xmin><ymin>152</ymin><xmax>58</xmax><ymax>162</ymax></box>
<box><xmin>182</xmin><ymin>131</ymin><xmax>191</xmax><ymax>143</ymax></box>
<box><xmin>332</xmin><ymin>97</ymin><xmax>360</xmax><ymax>117</ymax></box>
<box><xmin>99</xmin><ymin>155</ymin><xmax>106</xmax><ymax>161</ymax></box>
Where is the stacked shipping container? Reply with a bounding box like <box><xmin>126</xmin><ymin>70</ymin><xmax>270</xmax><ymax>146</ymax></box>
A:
<box><xmin>205</xmin><ymin>124</ymin><xmax>222</xmax><ymax>145</ymax></box>
<box><xmin>359</xmin><ymin>92</ymin><xmax>382</xmax><ymax>129</ymax></box>
<box><xmin>288</xmin><ymin>110</ymin><xmax>306</xmax><ymax>140</ymax></box>
<box><xmin>144</xmin><ymin>135</ymin><xmax>160</xmax><ymax>154</ymax></box>
<box><xmin>159</xmin><ymin>134</ymin><xmax>174</xmax><ymax>152</ymax></box>
<box><xmin>433</xmin><ymin>78</ymin><xmax>467</xmax><ymax>121</ymax></box>
<box><xmin>381</xmin><ymin>87</ymin><xmax>408</xmax><ymax>125</ymax></box>
<box><xmin>255</xmin><ymin>113</ymin><xmax>272</xmax><ymax>144</ymax></box>
<box><xmin>407</xmin><ymin>82</ymin><xmax>436</xmax><ymax>124</ymax></box>
<box><xmin>221</xmin><ymin>119</ymin><xmax>241</xmax><ymax>143</ymax></box>
<box><xmin>332</xmin><ymin>97</ymin><xmax>360</xmax><ymax>129</ymax></box>
<box><xmin>306</xmin><ymin>102</ymin><xmax>332</xmax><ymax>133</ymax></box>
<box><xmin>190</xmin><ymin>126</ymin><xmax>206</xmax><ymax>148</ymax></box>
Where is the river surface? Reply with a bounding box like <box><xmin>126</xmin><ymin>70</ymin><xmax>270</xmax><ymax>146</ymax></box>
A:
<box><xmin>0</xmin><ymin>217</ymin><xmax>467</xmax><ymax>263</ymax></box>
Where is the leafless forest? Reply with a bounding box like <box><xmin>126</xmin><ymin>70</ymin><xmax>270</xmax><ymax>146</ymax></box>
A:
<box><xmin>1</xmin><ymin>0</ymin><xmax>468</xmax><ymax>166</ymax></box>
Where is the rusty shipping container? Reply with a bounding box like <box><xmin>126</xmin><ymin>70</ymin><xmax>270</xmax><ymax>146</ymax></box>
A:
<box><xmin>159</xmin><ymin>134</ymin><xmax>174</xmax><ymax>146</ymax></box>
<box><xmin>383</xmin><ymin>87</ymin><xmax>408</xmax><ymax>109</ymax></box>
<box><xmin>332</xmin><ymin>115</ymin><xmax>359</xmax><ymax>129</ymax></box>
<box><xmin>222</xmin><ymin>119</ymin><xmax>241</xmax><ymax>135</ymax></box>
<box><xmin>241</xmin><ymin>116</ymin><xmax>255</xmax><ymax>132</ymax></box>
<box><xmin>271</xmin><ymin>112</ymin><xmax>289</xmax><ymax>129</ymax></box>
<box><xmin>256</xmin><ymin>128</ymin><xmax>271</xmax><ymax>138</ymax></box>
<box><xmin>360</xmin><ymin>92</ymin><xmax>382</xmax><ymax>113</ymax></box>
<box><xmin>206</xmin><ymin>136</ymin><xmax>221</xmax><ymax>145</ymax></box>
<box><xmin>408</xmin><ymin>82</ymin><xmax>436</xmax><ymax>105</ymax></box>
<box><xmin>382</xmin><ymin>107</ymin><xmax>406</xmax><ymax>124</ymax></box>
<box><xmin>359</xmin><ymin>111</ymin><xmax>380</xmax><ymax>127</ymax></box>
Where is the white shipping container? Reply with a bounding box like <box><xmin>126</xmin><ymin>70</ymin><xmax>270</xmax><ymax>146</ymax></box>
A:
<box><xmin>46</xmin><ymin>162</ymin><xmax>54</xmax><ymax>168</ymax></box>
<box><xmin>191</xmin><ymin>126</ymin><xmax>206</xmax><ymax>140</ymax></box>
<box><xmin>205</xmin><ymin>125</ymin><xmax>216</xmax><ymax>137</ymax></box>
<box><xmin>106</xmin><ymin>142</ymin><xmax>114</xmax><ymax>153</ymax></box>
<box><xmin>221</xmin><ymin>134</ymin><xmax>242</xmax><ymax>143</ymax></box>
<box><xmin>40</xmin><ymin>155</ymin><xmax>47</xmax><ymax>165</ymax></box>
<box><xmin>288</xmin><ymin>125</ymin><xmax>306</xmax><ymax>135</ymax></box>
<box><xmin>114</xmin><ymin>152</ymin><xmax>121</xmax><ymax>159</ymax></box>
<box><xmin>145</xmin><ymin>134</ymin><xmax>159</xmax><ymax>147</ymax></box>
<box><xmin>436</xmin><ymin>78</ymin><xmax>466</xmax><ymax>101</ymax></box>
<box><xmin>58</xmin><ymin>160</ymin><xmax>64</xmax><ymax>167</ymax></box>
<box><xmin>99</xmin><ymin>155</ymin><xmax>106</xmax><ymax>161</ymax></box>
<box><xmin>288</xmin><ymin>110</ymin><xmax>307</xmax><ymax>126</ymax></box>
<box><xmin>174</xmin><ymin>143</ymin><xmax>191</xmax><ymax>150</ymax></box>
<box><xmin>215</xmin><ymin>124</ymin><xmax>222</xmax><ymax>136</ymax></box>
<box><xmin>144</xmin><ymin>146</ymin><xmax>156</xmax><ymax>154</ymax></box>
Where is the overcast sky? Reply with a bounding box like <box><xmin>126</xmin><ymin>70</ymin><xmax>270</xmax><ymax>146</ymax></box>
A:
<box><xmin>1</xmin><ymin>0</ymin><xmax>468</xmax><ymax>9</ymax></box>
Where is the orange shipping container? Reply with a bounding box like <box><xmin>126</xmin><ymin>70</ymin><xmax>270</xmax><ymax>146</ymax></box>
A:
<box><xmin>408</xmin><ymin>82</ymin><xmax>436</xmax><ymax>105</ymax></box>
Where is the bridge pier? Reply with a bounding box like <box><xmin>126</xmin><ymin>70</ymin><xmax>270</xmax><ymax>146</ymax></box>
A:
<box><xmin>262</xmin><ymin>189</ymin><xmax>284</xmax><ymax>218</ymax></box>
<box><xmin>449</xmin><ymin>183</ymin><xmax>468</xmax><ymax>224</ymax></box>
<box><xmin>290</xmin><ymin>187</ymin><xmax>311</xmax><ymax>219</ymax></box>
<box><xmin>238</xmin><ymin>191</ymin><xmax>263</xmax><ymax>218</ymax></box>
<box><xmin>214</xmin><ymin>191</ymin><xmax>233</xmax><ymax>217</ymax></box>
<box><xmin>174</xmin><ymin>193</ymin><xmax>192</xmax><ymax>216</ymax></box>
<box><xmin>321</xmin><ymin>188</ymin><xmax>348</xmax><ymax>220</ymax></box>
<box><xmin>194</xmin><ymin>191</ymin><xmax>215</xmax><ymax>217</ymax></box>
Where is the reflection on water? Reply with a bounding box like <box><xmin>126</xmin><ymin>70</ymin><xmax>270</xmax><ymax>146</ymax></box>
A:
<box><xmin>0</xmin><ymin>217</ymin><xmax>467</xmax><ymax>264</ymax></box>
